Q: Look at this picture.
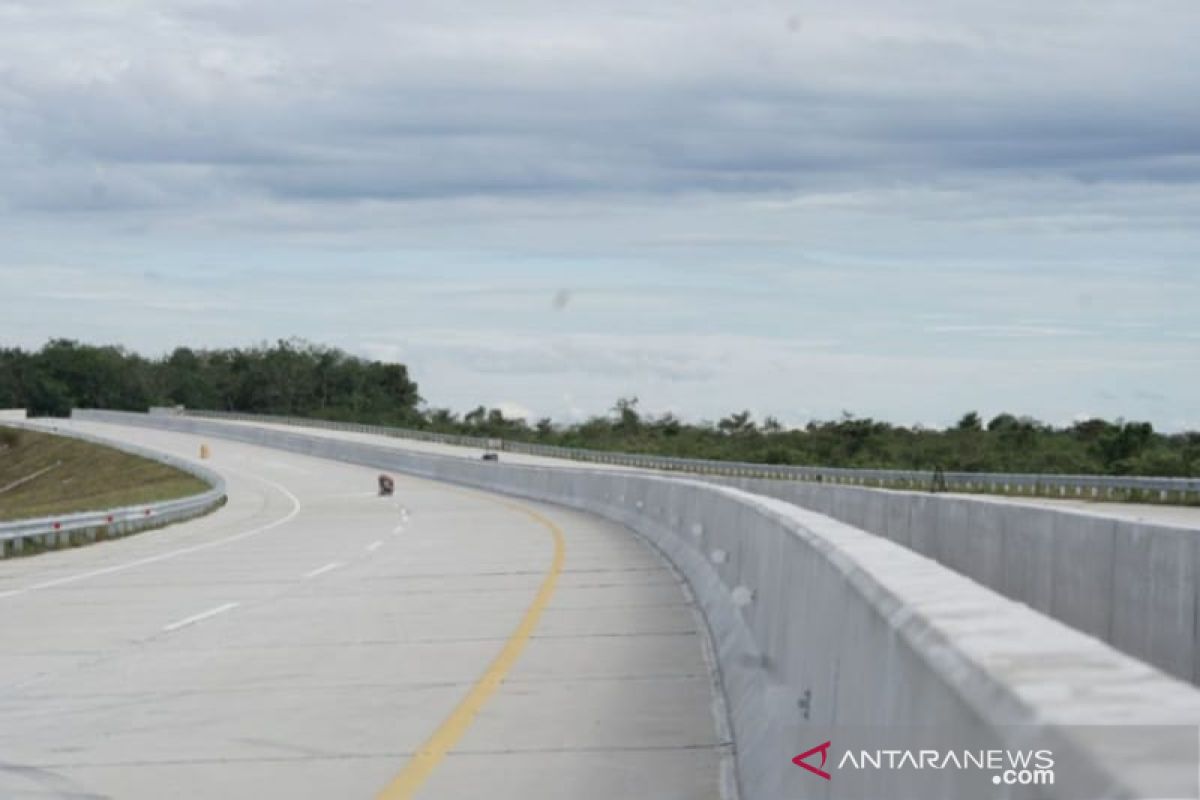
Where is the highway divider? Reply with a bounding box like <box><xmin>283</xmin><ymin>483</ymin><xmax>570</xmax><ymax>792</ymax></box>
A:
<box><xmin>169</xmin><ymin>407</ymin><xmax>1200</xmax><ymax>504</ymax></box>
<box><xmin>73</xmin><ymin>408</ymin><xmax>1200</xmax><ymax>800</ymax></box>
<box><xmin>158</xmin><ymin>407</ymin><xmax>1200</xmax><ymax>686</ymax></box>
<box><xmin>708</xmin><ymin>475</ymin><xmax>1200</xmax><ymax>687</ymax></box>
<box><xmin>0</xmin><ymin>420</ymin><xmax>226</xmax><ymax>558</ymax></box>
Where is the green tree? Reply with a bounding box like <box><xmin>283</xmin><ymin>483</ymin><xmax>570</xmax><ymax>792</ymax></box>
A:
<box><xmin>718</xmin><ymin>410</ymin><xmax>755</xmax><ymax>435</ymax></box>
<box><xmin>612</xmin><ymin>397</ymin><xmax>640</xmax><ymax>433</ymax></box>
<box><xmin>956</xmin><ymin>411</ymin><xmax>983</xmax><ymax>432</ymax></box>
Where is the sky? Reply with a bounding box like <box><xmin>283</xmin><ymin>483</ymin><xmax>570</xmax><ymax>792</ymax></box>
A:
<box><xmin>1</xmin><ymin>0</ymin><xmax>1198</xmax><ymax>429</ymax></box>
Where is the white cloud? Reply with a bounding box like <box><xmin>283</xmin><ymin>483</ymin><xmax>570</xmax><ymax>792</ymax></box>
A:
<box><xmin>0</xmin><ymin>1</ymin><xmax>1197</xmax><ymax>429</ymax></box>
<box><xmin>493</xmin><ymin>401</ymin><xmax>534</xmax><ymax>421</ymax></box>
<box><xmin>926</xmin><ymin>325</ymin><xmax>1089</xmax><ymax>338</ymax></box>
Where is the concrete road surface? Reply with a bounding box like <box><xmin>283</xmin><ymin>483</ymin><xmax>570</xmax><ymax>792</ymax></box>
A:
<box><xmin>191</xmin><ymin>416</ymin><xmax>1200</xmax><ymax>529</ymax></box>
<box><xmin>0</xmin><ymin>421</ymin><xmax>729</xmax><ymax>799</ymax></box>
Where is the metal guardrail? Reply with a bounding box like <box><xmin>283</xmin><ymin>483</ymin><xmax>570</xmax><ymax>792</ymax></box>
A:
<box><xmin>0</xmin><ymin>421</ymin><xmax>226</xmax><ymax>553</ymax></box>
<box><xmin>175</xmin><ymin>409</ymin><xmax>1200</xmax><ymax>503</ymax></box>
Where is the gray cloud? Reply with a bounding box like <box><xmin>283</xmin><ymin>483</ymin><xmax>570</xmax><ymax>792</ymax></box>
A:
<box><xmin>3</xmin><ymin>0</ymin><xmax>1199</xmax><ymax>217</ymax></box>
<box><xmin>1</xmin><ymin>0</ymin><xmax>1197</xmax><ymax>429</ymax></box>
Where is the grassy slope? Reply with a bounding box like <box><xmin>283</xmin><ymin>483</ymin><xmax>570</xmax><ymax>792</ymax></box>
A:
<box><xmin>0</xmin><ymin>426</ymin><xmax>208</xmax><ymax>521</ymax></box>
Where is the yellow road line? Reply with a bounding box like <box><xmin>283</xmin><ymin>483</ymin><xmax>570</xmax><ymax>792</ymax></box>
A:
<box><xmin>376</xmin><ymin>495</ymin><xmax>566</xmax><ymax>800</ymax></box>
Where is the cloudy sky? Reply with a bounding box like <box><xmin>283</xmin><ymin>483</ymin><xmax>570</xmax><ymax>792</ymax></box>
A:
<box><xmin>1</xmin><ymin>0</ymin><xmax>1197</xmax><ymax>429</ymax></box>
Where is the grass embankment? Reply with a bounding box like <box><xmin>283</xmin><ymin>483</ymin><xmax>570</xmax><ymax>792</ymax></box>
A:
<box><xmin>0</xmin><ymin>426</ymin><xmax>208</xmax><ymax>522</ymax></box>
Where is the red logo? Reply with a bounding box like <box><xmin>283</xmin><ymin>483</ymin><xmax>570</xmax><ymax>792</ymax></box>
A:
<box><xmin>793</xmin><ymin>741</ymin><xmax>833</xmax><ymax>780</ymax></box>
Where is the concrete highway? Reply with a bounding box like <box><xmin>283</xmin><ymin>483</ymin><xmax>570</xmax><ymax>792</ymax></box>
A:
<box><xmin>189</xmin><ymin>417</ymin><xmax>639</xmax><ymax>471</ymax></box>
<box><xmin>0</xmin><ymin>421</ymin><xmax>728</xmax><ymax>799</ymax></box>
<box><xmin>188</xmin><ymin>416</ymin><xmax>1200</xmax><ymax>529</ymax></box>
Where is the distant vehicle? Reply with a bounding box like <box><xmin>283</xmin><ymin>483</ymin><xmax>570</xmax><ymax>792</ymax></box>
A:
<box><xmin>481</xmin><ymin>452</ymin><xmax>499</xmax><ymax>462</ymax></box>
<box><xmin>378</xmin><ymin>474</ymin><xmax>395</xmax><ymax>495</ymax></box>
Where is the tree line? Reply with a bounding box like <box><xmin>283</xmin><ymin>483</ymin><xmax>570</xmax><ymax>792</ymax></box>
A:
<box><xmin>1</xmin><ymin>339</ymin><xmax>1196</xmax><ymax>477</ymax></box>
<box><xmin>437</xmin><ymin>399</ymin><xmax>1198</xmax><ymax>477</ymax></box>
<box><xmin>0</xmin><ymin>339</ymin><xmax>420</xmax><ymax>425</ymax></box>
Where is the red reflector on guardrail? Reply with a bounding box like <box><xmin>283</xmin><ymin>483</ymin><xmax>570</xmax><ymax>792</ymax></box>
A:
<box><xmin>53</xmin><ymin>522</ymin><xmax>61</xmax><ymax>530</ymax></box>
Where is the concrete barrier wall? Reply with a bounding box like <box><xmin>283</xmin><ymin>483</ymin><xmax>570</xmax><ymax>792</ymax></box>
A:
<box><xmin>0</xmin><ymin>408</ymin><xmax>27</xmax><ymax>420</ymax></box>
<box><xmin>72</xmin><ymin>410</ymin><xmax>1200</xmax><ymax>799</ymax></box>
<box><xmin>705</xmin><ymin>476</ymin><xmax>1199</xmax><ymax>685</ymax></box>
<box><xmin>152</xmin><ymin>409</ymin><xmax>1200</xmax><ymax>683</ymax></box>
<box><xmin>181</xmin><ymin>408</ymin><xmax>1200</xmax><ymax>502</ymax></box>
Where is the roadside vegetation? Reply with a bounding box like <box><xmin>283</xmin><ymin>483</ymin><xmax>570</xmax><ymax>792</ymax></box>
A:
<box><xmin>2</xmin><ymin>339</ymin><xmax>1197</xmax><ymax>477</ymax></box>
<box><xmin>0</xmin><ymin>426</ymin><xmax>207</xmax><ymax>521</ymax></box>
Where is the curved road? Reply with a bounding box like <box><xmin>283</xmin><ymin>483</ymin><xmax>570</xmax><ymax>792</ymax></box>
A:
<box><xmin>0</xmin><ymin>421</ymin><xmax>728</xmax><ymax>799</ymax></box>
<box><xmin>193</xmin><ymin>417</ymin><xmax>1200</xmax><ymax>529</ymax></box>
